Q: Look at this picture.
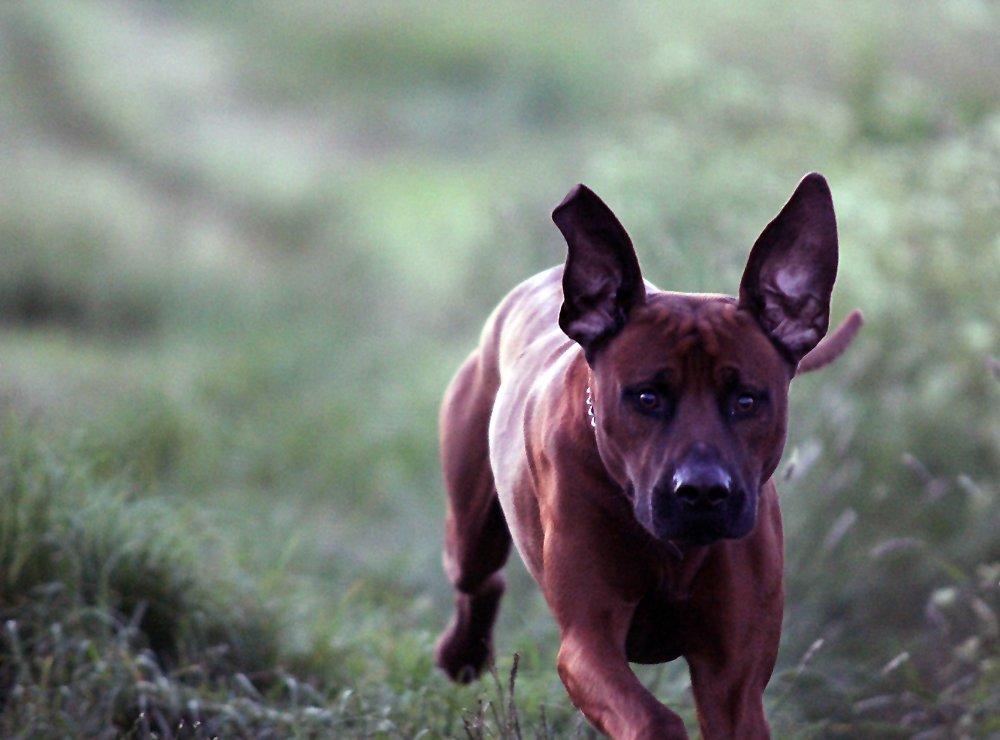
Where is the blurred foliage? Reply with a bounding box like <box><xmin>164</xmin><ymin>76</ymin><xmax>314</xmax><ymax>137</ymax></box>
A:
<box><xmin>0</xmin><ymin>0</ymin><xmax>996</xmax><ymax>736</ymax></box>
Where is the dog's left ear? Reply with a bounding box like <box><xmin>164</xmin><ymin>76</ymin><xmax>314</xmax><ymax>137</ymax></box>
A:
<box><xmin>739</xmin><ymin>172</ymin><xmax>838</xmax><ymax>365</ymax></box>
<box><xmin>553</xmin><ymin>184</ymin><xmax>645</xmax><ymax>358</ymax></box>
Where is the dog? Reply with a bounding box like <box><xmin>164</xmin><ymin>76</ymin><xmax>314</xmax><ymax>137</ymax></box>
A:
<box><xmin>435</xmin><ymin>173</ymin><xmax>860</xmax><ymax>738</ymax></box>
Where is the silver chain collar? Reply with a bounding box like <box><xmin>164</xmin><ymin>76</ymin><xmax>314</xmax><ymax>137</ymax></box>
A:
<box><xmin>585</xmin><ymin>383</ymin><xmax>597</xmax><ymax>428</ymax></box>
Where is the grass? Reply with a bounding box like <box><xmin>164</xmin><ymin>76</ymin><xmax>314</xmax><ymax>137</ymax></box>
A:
<box><xmin>0</xmin><ymin>0</ymin><xmax>997</xmax><ymax>736</ymax></box>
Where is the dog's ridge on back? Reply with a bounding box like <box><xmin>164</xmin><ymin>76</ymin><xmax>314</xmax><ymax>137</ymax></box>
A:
<box><xmin>435</xmin><ymin>174</ymin><xmax>859</xmax><ymax>739</ymax></box>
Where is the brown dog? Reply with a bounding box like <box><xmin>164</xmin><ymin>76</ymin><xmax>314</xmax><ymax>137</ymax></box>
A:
<box><xmin>435</xmin><ymin>173</ymin><xmax>858</xmax><ymax>738</ymax></box>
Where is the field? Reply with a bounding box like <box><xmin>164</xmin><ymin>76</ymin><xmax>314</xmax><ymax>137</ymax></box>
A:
<box><xmin>0</xmin><ymin>1</ymin><xmax>997</xmax><ymax>737</ymax></box>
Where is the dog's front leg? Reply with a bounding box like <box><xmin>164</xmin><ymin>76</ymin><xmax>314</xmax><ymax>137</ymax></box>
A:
<box><xmin>557</xmin><ymin>626</ymin><xmax>687</xmax><ymax>739</ymax></box>
<box><xmin>685</xmin><ymin>651</ymin><xmax>774</xmax><ymax>740</ymax></box>
<box><xmin>545</xmin><ymin>529</ymin><xmax>688</xmax><ymax>740</ymax></box>
<box><xmin>683</xmin><ymin>489</ymin><xmax>784</xmax><ymax>739</ymax></box>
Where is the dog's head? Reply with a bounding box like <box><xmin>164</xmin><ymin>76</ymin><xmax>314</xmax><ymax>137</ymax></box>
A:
<box><xmin>553</xmin><ymin>173</ymin><xmax>838</xmax><ymax>546</ymax></box>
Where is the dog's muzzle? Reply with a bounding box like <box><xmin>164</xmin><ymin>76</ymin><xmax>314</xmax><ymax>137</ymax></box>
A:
<box><xmin>638</xmin><ymin>449</ymin><xmax>756</xmax><ymax>545</ymax></box>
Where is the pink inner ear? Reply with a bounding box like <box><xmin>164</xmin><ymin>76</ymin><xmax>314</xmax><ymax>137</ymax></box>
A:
<box><xmin>563</xmin><ymin>309</ymin><xmax>618</xmax><ymax>346</ymax></box>
<box><xmin>760</xmin><ymin>266</ymin><xmax>826</xmax><ymax>357</ymax></box>
<box><xmin>563</xmin><ymin>274</ymin><xmax>621</xmax><ymax>343</ymax></box>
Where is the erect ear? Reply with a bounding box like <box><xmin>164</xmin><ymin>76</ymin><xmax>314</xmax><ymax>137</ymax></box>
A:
<box><xmin>738</xmin><ymin>172</ymin><xmax>839</xmax><ymax>365</ymax></box>
<box><xmin>553</xmin><ymin>184</ymin><xmax>645</xmax><ymax>358</ymax></box>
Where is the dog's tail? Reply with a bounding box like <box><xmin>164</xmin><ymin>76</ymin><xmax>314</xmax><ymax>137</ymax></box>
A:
<box><xmin>797</xmin><ymin>309</ymin><xmax>864</xmax><ymax>374</ymax></box>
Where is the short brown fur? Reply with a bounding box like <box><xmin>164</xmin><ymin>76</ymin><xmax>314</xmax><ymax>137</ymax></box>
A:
<box><xmin>435</xmin><ymin>175</ymin><xmax>857</xmax><ymax>738</ymax></box>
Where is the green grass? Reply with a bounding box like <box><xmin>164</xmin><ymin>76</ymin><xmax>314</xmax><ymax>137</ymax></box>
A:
<box><xmin>0</xmin><ymin>0</ymin><xmax>997</xmax><ymax>736</ymax></box>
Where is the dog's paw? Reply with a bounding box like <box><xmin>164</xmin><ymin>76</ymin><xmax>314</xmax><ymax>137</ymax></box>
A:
<box><xmin>434</xmin><ymin>622</ymin><xmax>492</xmax><ymax>683</ymax></box>
<box><xmin>435</xmin><ymin>574</ymin><xmax>505</xmax><ymax>683</ymax></box>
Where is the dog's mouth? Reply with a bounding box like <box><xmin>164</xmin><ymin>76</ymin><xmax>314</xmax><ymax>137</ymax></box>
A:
<box><xmin>634</xmin><ymin>484</ymin><xmax>757</xmax><ymax>546</ymax></box>
<box><xmin>676</xmin><ymin>513</ymin><xmax>730</xmax><ymax>546</ymax></box>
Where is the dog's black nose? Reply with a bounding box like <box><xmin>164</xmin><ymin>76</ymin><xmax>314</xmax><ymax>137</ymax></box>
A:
<box><xmin>672</xmin><ymin>460</ymin><xmax>733</xmax><ymax>509</ymax></box>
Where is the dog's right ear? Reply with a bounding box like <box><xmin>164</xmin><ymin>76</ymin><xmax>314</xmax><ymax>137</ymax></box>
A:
<box><xmin>553</xmin><ymin>184</ymin><xmax>645</xmax><ymax>358</ymax></box>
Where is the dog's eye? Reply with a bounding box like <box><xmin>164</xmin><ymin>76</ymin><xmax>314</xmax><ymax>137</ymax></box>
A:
<box><xmin>731</xmin><ymin>392</ymin><xmax>759</xmax><ymax>417</ymax></box>
<box><xmin>625</xmin><ymin>385</ymin><xmax>671</xmax><ymax>417</ymax></box>
<box><xmin>638</xmin><ymin>391</ymin><xmax>660</xmax><ymax>410</ymax></box>
<box><xmin>628</xmin><ymin>388</ymin><xmax>668</xmax><ymax>416</ymax></box>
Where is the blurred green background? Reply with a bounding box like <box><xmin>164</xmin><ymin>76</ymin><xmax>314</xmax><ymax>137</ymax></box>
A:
<box><xmin>0</xmin><ymin>1</ymin><xmax>997</xmax><ymax>737</ymax></box>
